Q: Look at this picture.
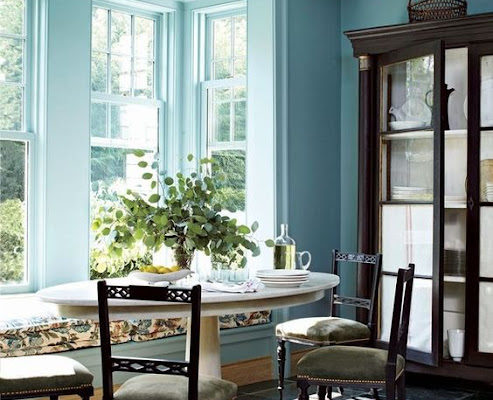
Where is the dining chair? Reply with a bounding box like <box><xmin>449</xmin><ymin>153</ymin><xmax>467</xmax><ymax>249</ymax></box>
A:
<box><xmin>97</xmin><ymin>281</ymin><xmax>237</xmax><ymax>400</ymax></box>
<box><xmin>276</xmin><ymin>249</ymin><xmax>382</xmax><ymax>400</ymax></box>
<box><xmin>0</xmin><ymin>354</ymin><xmax>94</xmax><ymax>399</ymax></box>
<box><xmin>296</xmin><ymin>264</ymin><xmax>415</xmax><ymax>400</ymax></box>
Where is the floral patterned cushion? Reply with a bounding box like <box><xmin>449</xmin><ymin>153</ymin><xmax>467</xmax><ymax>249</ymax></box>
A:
<box><xmin>0</xmin><ymin>298</ymin><xmax>271</xmax><ymax>358</ymax></box>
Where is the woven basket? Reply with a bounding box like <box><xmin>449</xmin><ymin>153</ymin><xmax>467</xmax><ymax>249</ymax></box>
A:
<box><xmin>408</xmin><ymin>0</ymin><xmax>467</xmax><ymax>23</ymax></box>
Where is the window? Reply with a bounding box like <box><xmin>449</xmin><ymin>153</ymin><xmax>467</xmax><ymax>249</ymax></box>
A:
<box><xmin>90</xmin><ymin>4</ymin><xmax>164</xmax><ymax>278</ymax></box>
<box><xmin>202</xmin><ymin>10</ymin><xmax>247</xmax><ymax>219</ymax></box>
<box><xmin>0</xmin><ymin>0</ymin><xmax>32</xmax><ymax>291</ymax></box>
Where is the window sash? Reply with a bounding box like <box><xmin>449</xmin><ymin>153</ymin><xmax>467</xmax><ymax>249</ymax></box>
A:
<box><xmin>91</xmin><ymin>5</ymin><xmax>159</xmax><ymax>99</ymax></box>
<box><xmin>205</xmin><ymin>8</ymin><xmax>246</xmax><ymax>81</ymax></box>
<box><xmin>0</xmin><ymin>0</ymin><xmax>35</xmax><ymax>293</ymax></box>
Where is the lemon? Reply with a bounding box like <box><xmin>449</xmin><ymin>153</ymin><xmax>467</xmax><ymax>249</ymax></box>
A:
<box><xmin>147</xmin><ymin>266</ymin><xmax>158</xmax><ymax>273</ymax></box>
<box><xmin>158</xmin><ymin>267</ymin><xmax>171</xmax><ymax>274</ymax></box>
<box><xmin>169</xmin><ymin>265</ymin><xmax>181</xmax><ymax>272</ymax></box>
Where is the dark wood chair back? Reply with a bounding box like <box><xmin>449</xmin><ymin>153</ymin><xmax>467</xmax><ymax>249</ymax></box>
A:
<box><xmin>331</xmin><ymin>249</ymin><xmax>383</xmax><ymax>340</ymax></box>
<box><xmin>386</xmin><ymin>264</ymin><xmax>415</xmax><ymax>380</ymax></box>
<box><xmin>97</xmin><ymin>281</ymin><xmax>201</xmax><ymax>400</ymax></box>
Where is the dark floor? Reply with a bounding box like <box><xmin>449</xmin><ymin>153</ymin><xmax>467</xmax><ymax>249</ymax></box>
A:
<box><xmin>237</xmin><ymin>377</ymin><xmax>493</xmax><ymax>399</ymax></box>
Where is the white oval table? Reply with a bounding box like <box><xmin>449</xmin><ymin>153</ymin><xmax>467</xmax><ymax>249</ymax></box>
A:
<box><xmin>37</xmin><ymin>272</ymin><xmax>339</xmax><ymax>378</ymax></box>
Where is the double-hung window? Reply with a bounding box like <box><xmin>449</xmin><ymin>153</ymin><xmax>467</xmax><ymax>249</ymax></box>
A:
<box><xmin>0</xmin><ymin>0</ymin><xmax>33</xmax><ymax>292</ymax></box>
<box><xmin>202</xmin><ymin>9</ymin><xmax>247</xmax><ymax>220</ymax></box>
<box><xmin>90</xmin><ymin>3</ymin><xmax>164</xmax><ymax>278</ymax></box>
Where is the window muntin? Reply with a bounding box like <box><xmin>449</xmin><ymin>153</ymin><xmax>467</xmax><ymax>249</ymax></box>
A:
<box><xmin>0</xmin><ymin>0</ymin><xmax>32</xmax><ymax>290</ymax></box>
<box><xmin>90</xmin><ymin>4</ymin><xmax>162</xmax><ymax>279</ymax></box>
<box><xmin>204</xmin><ymin>10</ymin><xmax>247</xmax><ymax>216</ymax></box>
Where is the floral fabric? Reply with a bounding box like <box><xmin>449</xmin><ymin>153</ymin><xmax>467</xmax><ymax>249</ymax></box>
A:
<box><xmin>0</xmin><ymin>311</ymin><xmax>271</xmax><ymax>358</ymax></box>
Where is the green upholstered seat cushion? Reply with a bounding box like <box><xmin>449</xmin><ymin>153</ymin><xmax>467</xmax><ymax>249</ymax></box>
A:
<box><xmin>114</xmin><ymin>374</ymin><xmax>237</xmax><ymax>400</ymax></box>
<box><xmin>0</xmin><ymin>355</ymin><xmax>93</xmax><ymax>395</ymax></box>
<box><xmin>297</xmin><ymin>346</ymin><xmax>405</xmax><ymax>384</ymax></box>
<box><xmin>276</xmin><ymin>317</ymin><xmax>371</xmax><ymax>345</ymax></box>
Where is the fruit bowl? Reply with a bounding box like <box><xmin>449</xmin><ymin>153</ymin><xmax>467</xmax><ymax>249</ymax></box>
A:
<box><xmin>129</xmin><ymin>268</ymin><xmax>191</xmax><ymax>283</ymax></box>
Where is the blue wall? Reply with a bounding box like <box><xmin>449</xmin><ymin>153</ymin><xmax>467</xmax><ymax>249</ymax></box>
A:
<box><xmin>285</xmin><ymin>0</ymin><xmax>341</xmax><ymax>320</ymax></box>
<box><xmin>339</xmin><ymin>0</ymin><xmax>493</xmax><ymax>270</ymax></box>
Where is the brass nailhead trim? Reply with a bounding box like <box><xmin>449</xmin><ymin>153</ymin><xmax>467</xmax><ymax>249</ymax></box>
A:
<box><xmin>1</xmin><ymin>383</ymin><xmax>93</xmax><ymax>396</ymax></box>
<box><xmin>298</xmin><ymin>375</ymin><xmax>386</xmax><ymax>385</ymax></box>
<box><xmin>298</xmin><ymin>370</ymin><xmax>404</xmax><ymax>385</ymax></box>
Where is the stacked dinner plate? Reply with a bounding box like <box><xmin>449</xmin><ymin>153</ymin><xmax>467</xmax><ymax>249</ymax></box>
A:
<box><xmin>256</xmin><ymin>269</ymin><xmax>310</xmax><ymax>288</ymax></box>
<box><xmin>482</xmin><ymin>183</ymin><xmax>493</xmax><ymax>202</ymax></box>
<box><xmin>391</xmin><ymin>186</ymin><xmax>433</xmax><ymax>201</ymax></box>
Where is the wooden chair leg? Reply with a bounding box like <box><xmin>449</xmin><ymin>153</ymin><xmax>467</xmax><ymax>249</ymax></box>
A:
<box><xmin>327</xmin><ymin>386</ymin><xmax>333</xmax><ymax>400</ymax></box>
<box><xmin>397</xmin><ymin>375</ymin><xmax>405</xmax><ymax>400</ymax></box>
<box><xmin>317</xmin><ymin>385</ymin><xmax>327</xmax><ymax>400</ymax></box>
<box><xmin>50</xmin><ymin>396</ymin><xmax>58</xmax><ymax>400</ymax></box>
<box><xmin>386</xmin><ymin>380</ymin><xmax>396</xmax><ymax>400</ymax></box>
<box><xmin>298</xmin><ymin>381</ymin><xmax>310</xmax><ymax>400</ymax></box>
<box><xmin>373</xmin><ymin>387</ymin><xmax>381</xmax><ymax>399</ymax></box>
<box><xmin>277</xmin><ymin>339</ymin><xmax>286</xmax><ymax>400</ymax></box>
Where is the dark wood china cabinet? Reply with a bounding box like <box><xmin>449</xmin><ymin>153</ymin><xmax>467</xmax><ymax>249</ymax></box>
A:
<box><xmin>346</xmin><ymin>13</ymin><xmax>493</xmax><ymax>382</ymax></box>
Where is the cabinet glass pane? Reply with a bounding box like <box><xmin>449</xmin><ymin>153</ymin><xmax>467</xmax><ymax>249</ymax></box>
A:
<box><xmin>381</xmin><ymin>275</ymin><xmax>432</xmax><ymax>353</ymax></box>
<box><xmin>480</xmin><ymin>207</ymin><xmax>493</xmax><ymax>277</ymax></box>
<box><xmin>381</xmin><ymin>137</ymin><xmax>433</xmax><ymax>201</ymax></box>
<box><xmin>382</xmin><ymin>204</ymin><xmax>433</xmax><ymax>276</ymax></box>
<box><xmin>480</xmin><ymin>56</ymin><xmax>493</xmax><ymax>128</ymax></box>
<box><xmin>479</xmin><ymin>282</ymin><xmax>493</xmax><ymax>353</ymax></box>
<box><xmin>480</xmin><ymin>131</ymin><xmax>493</xmax><ymax>202</ymax></box>
<box><xmin>382</xmin><ymin>55</ymin><xmax>433</xmax><ymax>132</ymax></box>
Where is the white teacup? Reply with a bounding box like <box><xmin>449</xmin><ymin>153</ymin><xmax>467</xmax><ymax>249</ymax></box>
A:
<box><xmin>296</xmin><ymin>251</ymin><xmax>311</xmax><ymax>270</ymax></box>
<box><xmin>447</xmin><ymin>329</ymin><xmax>465</xmax><ymax>362</ymax></box>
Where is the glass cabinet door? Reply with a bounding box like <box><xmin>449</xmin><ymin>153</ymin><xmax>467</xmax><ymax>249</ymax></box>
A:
<box><xmin>378</xmin><ymin>42</ymin><xmax>444</xmax><ymax>366</ymax></box>
<box><xmin>466</xmin><ymin>44</ymin><xmax>493</xmax><ymax>367</ymax></box>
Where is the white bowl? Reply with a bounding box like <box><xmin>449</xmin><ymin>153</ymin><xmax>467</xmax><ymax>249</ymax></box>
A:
<box><xmin>129</xmin><ymin>269</ymin><xmax>191</xmax><ymax>283</ymax></box>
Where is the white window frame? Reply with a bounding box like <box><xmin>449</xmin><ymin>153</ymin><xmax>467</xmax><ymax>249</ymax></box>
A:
<box><xmin>90</xmin><ymin>2</ymin><xmax>166</xmax><ymax>153</ymax></box>
<box><xmin>201</xmin><ymin>7</ymin><xmax>247</xmax><ymax>157</ymax></box>
<box><xmin>0</xmin><ymin>0</ymin><xmax>36</xmax><ymax>294</ymax></box>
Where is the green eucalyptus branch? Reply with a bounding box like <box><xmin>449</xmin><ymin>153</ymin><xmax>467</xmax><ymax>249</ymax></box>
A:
<box><xmin>92</xmin><ymin>153</ymin><xmax>265</xmax><ymax>269</ymax></box>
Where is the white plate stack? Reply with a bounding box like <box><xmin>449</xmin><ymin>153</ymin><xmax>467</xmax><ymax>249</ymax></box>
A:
<box><xmin>391</xmin><ymin>186</ymin><xmax>432</xmax><ymax>201</ymax></box>
<box><xmin>256</xmin><ymin>269</ymin><xmax>310</xmax><ymax>288</ymax></box>
<box><xmin>482</xmin><ymin>183</ymin><xmax>493</xmax><ymax>202</ymax></box>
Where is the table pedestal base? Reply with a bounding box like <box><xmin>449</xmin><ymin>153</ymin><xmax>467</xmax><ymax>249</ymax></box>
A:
<box><xmin>186</xmin><ymin>316</ymin><xmax>221</xmax><ymax>378</ymax></box>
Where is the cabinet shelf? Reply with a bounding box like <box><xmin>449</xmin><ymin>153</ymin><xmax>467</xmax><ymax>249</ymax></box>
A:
<box><xmin>381</xmin><ymin>129</ymin><xmax>467</xmax><ymax>141</ymax></box>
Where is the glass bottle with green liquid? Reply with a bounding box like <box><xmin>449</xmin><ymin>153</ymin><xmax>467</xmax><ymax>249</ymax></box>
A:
<box><xmin>274</xmin><ymin>224</ymin><xmax>296</xmax><ymax>269</ymax></box>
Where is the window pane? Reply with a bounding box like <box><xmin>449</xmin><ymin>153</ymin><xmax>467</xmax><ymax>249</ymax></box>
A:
<box><xmin>110</xmin><ymin>103</ymin><xmax>158</xmax><ymax>148</ymax></box>
<box><xmin>0</xmin><ymin>84</ymin><xmax>22</xmax><ymax>130</ymax></box>
<box><xmin>0</xmin><ymin>0</ymin><xmax>24</xmax><ymax>35</ymax></box>
<box><xmin>0</xmin><ymin>140</ymin><xmax>27</xmax><ymax>285</ymax></box>
<box><xmin>233</xmin><ymin>15</ymin><xmax>246</xmax><ymax>77</ymax></box>
<box><xmin>234</xmin><ymin>100</ymin><xmax>246</xmax><ymax>141</ymax></box>
<box><xmin>91</xmin><ymin>102</ymin><xmax>107</xmax><ymax>138</ymax></box>
<box><xmin>0</xmin><ymin>37</ymin><xmax>23</xmax><ymax>83</ymax></box>
<box><xmin>135</xmin><ymin>17</ymin><xmax>154</xmax><ymax>59</ymax></box>
<box><xmin>134</xmin><ymin>58</ymin><xmax>153</xmax><ymax>98</ymax></box>
<box><xmin>212</xmin><ymin>17</ymin><xmax>231</xmax><ymax>61</ymax></box>
<box><xmin>91</xmin><ymin>52</ymin><xmax>107</xmax><ymax>92</ymax></box>
<box><xmin>212</xmin><ymin>59</ymin><xmax>231</xmax><ymax>80</ymax></box>
<box><xmin>92</xmin><ymin>7</ymin><xmax>108</xmax><ymax>52</ymax></box>
<box><xmin>212</xmin><ymin>149</ymin><xmax>246</xmax><ymax>212</ymax></box>
<box><xmin>111</xmin><ymin>55</ymin><xmax>131</xmax><ymax>96</ymax></box>
<box><xmin>213</xmin><ymin>101</ymin><xmax>230</xmax><ymax>142</ymax></box>
<box><xmin>111</xmin><ymin>11</ymin><xmax>131</xmax><ymax>55</ymax></box>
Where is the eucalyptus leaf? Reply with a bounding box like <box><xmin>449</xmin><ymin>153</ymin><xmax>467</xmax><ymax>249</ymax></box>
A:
<box><xmin>148</xmin><ymin>194</ymin><xmax>161</xmax><ymax>203</ymax></box>
<box><xmin>265</xmin><ymin>239</ymin><xmax>275</xmax><ymax>247</ymax></box>
<box><xmin>142</xmin><ymin>172</ymin><xmax>153</xmax><ymax>180</ymax></box>
<box><xmin>133</xmin><ymin>149</ymin><xmax>145</xmax><ymax>157</ymax></box>
<box><xmin>138</xmin><ymin>161</ymin><xmax>148</xmax><ymax>168</ymax></box>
